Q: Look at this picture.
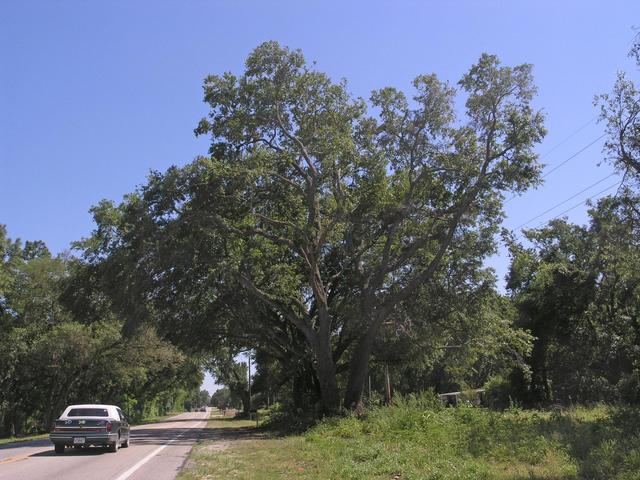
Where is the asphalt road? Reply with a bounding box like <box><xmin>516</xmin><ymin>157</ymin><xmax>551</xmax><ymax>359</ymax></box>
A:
<box><xmin>0</xmin><ymin>410</ymin><xmax>210</xmax><ymax>480</ymax></box>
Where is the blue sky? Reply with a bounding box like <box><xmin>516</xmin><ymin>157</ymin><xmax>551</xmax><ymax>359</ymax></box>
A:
<box><xmin>2</xmin><ymin>1</ymin><xmax>639</xmax><ymax>393</ymax></box>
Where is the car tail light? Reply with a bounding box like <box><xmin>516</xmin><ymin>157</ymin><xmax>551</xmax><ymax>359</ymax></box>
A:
<box><xmin>106</xmin><ymin>421</ymin><xmax>112</xmax><ymax>432</ymax></box>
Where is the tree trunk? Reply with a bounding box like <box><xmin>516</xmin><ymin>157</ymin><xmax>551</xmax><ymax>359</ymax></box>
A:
<box><xmin>240</xmin><ymin>391</ymin><xmax>250</xmax><ymax>414</ymax></box>
<box><xmin>530</xmin><ymin>337</ymin><xmax>551</xmax><ymax>405</ymax></box>
<box><xmin>312</xmin><ymin>340</ymin><xmax>340</xmax><ymax>414</ymax></box>
<box><xmin>384</xmin><ymin>364</ymin><xmax>392</xmax><ymax>404</ymax></box>
<box><xmin>3</xmin><ymin>413</ymin><xmax>15</xmax><ymax>437</ymax></box>
<box><xmin>4</xmin><ymin>410</ymin><xmax>23</xmax><ymax>436</ymax></box>
<box><xmin>43</xmin><ymin>406</ymin><xmax>54</xmax><ymax>432</ymax></box>
<box><xmin>343</xmin><ymin>326</ymin><xmax>378</xmax><ymax>409</ymax></box>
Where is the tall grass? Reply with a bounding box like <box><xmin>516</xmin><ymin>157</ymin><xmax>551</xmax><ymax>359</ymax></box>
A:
<box><xmin>180</xmin><ymin>396</ymin><xmax>640</xmax><ymax>479</ymax></box>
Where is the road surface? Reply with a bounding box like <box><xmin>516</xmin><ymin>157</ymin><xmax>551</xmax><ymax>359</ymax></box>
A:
<box><xmin>0</xmin><ymin>410</ymin><xmax>210</xmax><ymax>480</ymax></box>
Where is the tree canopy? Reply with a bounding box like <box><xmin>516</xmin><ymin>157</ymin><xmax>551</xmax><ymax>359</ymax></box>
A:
<box><xmin>80</xmin><ymin>41</ymin><xmax>546</xmax><ymax>413</ymax></box>
<box><xmin>0</xmin><ymin>226</ymin><xmax>202</xmax><ymax>436</ymax></box>
<box><xmin>7</xmin><ymin>39</ymin><xmax>640</xmax><ymax>429</ymax></box>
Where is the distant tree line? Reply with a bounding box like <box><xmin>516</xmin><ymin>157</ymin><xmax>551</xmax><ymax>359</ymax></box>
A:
<box><xmin>0</xmin><ymin>231</ymin><xmax>203</xmax><ymax>436</ymax></box>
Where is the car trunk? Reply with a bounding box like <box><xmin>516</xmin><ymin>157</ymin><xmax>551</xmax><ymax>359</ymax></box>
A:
<box><xmin>51</xmin><ymin>418</ymin><xmax>111</xmax><ymax>432</ymax></box>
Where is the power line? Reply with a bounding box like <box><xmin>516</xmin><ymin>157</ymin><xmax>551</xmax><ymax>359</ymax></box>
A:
<box><xmin>507</xmin><ymin>30</ymin><xmax>637</xmax><ymax>206</ymax></box>
<box><xmin>532</xmin><ymin>180</ymin><xmax>623</xmax><ymax>230</ymax></box>
<box><xmin>505</xmin><ymin>131</ymin><xmax>606</xmax><ymax>203</ymax></box>
<box><xmin>541</xmin><ymin>133</ymin><xmax>606</xmax><ymax>178</ymax></box>
<box><xmin>508</xmin><ymin>31</ymin><xmax>635</xmax><ymax>238</ymax></box>
<box><xmin>514</xmin><ymin>173</ymin><xmax>617</xmax><ymax>230</ymax></box>
<box><xmin>538</xmin><ymin>115</ymin><xmax>598</xmax><ymax>161</ymax></box>
<box><xmin>537</xmin><ymin>29</ymin><xmax>639</xmax><ymax>177</ymax></box>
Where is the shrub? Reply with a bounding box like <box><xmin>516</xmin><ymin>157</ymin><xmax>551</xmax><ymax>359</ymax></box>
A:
<box><xmin>618</xmin><ymin>372</ymin><xmax>640</xmax><ymax>404</ymax></box>
<box><xmin>484</xmin><ymin>375</ymin><xmax>517</xmax><ymax>410</ymax></box>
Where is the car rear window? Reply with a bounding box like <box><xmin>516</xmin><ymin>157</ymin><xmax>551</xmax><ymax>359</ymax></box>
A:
<box><xmin>67</xmin><ymin>408</ymin><xmax>109</xmax><ymax>417</ymax></box>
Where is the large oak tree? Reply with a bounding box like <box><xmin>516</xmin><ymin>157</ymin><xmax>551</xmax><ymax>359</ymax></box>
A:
<box><xmin>84</xmin><ymin>42</ymin><xmax>545</xmax><ymax>413</ymax></box>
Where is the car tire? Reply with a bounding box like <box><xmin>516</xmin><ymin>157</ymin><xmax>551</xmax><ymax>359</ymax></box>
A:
<box><xmin>54</xmin><ymin>444</ymin><xmax>65</xmax><ymax>454</ymax></box>
<box><xmin>108</xmin><ymin>435</ymin><xmax>120</xmax><ymax>453</ymax></box>
<box><xmin>122</xmin><ymin>434</ymin><xmax>130</xmax><ymax>448</ymax></box>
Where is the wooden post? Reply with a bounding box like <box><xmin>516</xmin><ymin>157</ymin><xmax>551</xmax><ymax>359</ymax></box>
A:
<box><xmin>384</xmin><ymin>364</ymin><xmax>392</xmax><ymax>404</ymax></box>
<box><xmin>247</xmin><ymin>354</ymin><xmax>252</xmax><ymax>413</ymax></box>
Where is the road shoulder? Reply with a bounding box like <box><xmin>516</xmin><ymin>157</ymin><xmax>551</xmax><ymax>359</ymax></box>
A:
<box><xmin>177</xmin><ymin>415</ymin><xmax>268</xmax><ymax>479</ymax></box>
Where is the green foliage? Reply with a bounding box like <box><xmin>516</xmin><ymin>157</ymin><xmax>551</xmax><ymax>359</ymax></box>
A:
<box><xmin>190</xmin><ymin>401</ymin><xmax>640</xmax><ymax>479</ymax></box>
<box><xmin>506</xmin><ymin>194</ymin><xmax>640</xmax><ymax>406</ymax></box>
<box><xmin>80</xmin><ymin>41</ymin><xmax>546</xmax><ymax>413</ymax></box>
<box><xmin>184</xmin><ymin>400</ymin><xmax>640</xmax><ymax>479</ymax></box>
<box><xmin>211</xmin><ymin>387</ymin><xmax>243</xmax><ymax>409</ymax></box>
<box><xmin>367</xmin><ymin>288</ymin><xmax>532</xmax><ymax>406</ymax></box>
<box><xmin>597</xmin><ymin>37</ymin><xmax>640</xmax><ymax>183</ymax></box>
<box><xmin>483</xmin><ymin>372</ymin><xmax>529</xmax><ymax>410</ymax></box>
<box><xmin>0</xmin><ymin>227</ymin><xmax>201</xmax><ymax>435</ymax></box>
<box><xmin>259</xmin><ymin>401</ymin><xmax>321</xmax><ymax>434</ymax></box>
<box><xmin>207</xmin><ymin>353</ymin><xmax>251</xmax><ymax>412</ymax></box>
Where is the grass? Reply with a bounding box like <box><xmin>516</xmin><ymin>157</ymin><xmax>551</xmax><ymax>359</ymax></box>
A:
<box><xmin>0</xmin><ymin>433</ymin><xmax>48</xmax><ymax>446</ymax></box>
<box><xmin>178</xmin><ymin>398</ymin><xmax>640</xmax><ymax>480</ymax></box>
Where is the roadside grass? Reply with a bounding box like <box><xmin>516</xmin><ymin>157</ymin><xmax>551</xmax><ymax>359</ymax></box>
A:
<box><xmin>178</xmin><ymin>399</ymin><xmax>640</xmax><ymax>480</ymax></box>
<box><xmin>0</xmin><ymin>433</ymin><xmax>48</xmax><ymax>446</ymax></box>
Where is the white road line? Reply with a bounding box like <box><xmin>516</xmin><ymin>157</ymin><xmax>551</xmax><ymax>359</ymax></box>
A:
<box><xmin>112</xmin><ymin>419</ymin><xmax>203</xmax><ymax>480</ymax></box>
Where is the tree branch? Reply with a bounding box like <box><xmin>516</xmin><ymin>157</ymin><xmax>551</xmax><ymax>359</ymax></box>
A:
<box><xmin>275</xmin><ymin>110</ymin><xmax>318</xmax><ymax>176</ymax></box>
<box><xmin>237</xmin><ymin>273</ymin><xmax>316</xmax><ymax>344</ymax></box>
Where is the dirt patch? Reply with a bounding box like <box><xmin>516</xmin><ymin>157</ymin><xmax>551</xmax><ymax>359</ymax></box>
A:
<box><xmin>199</xmin><ymin>424</ymin><xmax>266</xmax><ymax>443</ymax></box>
<box><xmin>204</xmin><ymin>442</ymin><xmax>230</xmax><ymax>452</ymax></box>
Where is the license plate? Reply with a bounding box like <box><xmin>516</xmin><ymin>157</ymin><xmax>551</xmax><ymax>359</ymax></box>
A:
<box><xmin>73</xmin><ymin>437</ymin><xmax>85</xmax><ymax>444</ymax></box>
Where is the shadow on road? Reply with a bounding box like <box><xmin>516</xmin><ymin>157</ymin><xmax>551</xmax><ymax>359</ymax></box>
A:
<box><xmin>134</xmin><ymin>417</ymin><xmax>206</xmax><ymax>425</ymax></box>
<box><xmin>131</xmin><ymin>427</ymin><xmax>207</xmax><ymax>446</ymax></box>
<box><xmin>29</xmin><ymin>447</ymin><xmax>111</xmax><ymax>457</ymax></box>
<box><xmin>131</xmin><ymin>421</ymin><xmax>261</xmax><ymax>447</ymax></box>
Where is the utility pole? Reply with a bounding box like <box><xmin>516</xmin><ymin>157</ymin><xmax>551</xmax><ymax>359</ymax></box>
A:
<box><xmin>247</xmin><ymin>351</ymin><xmax>252</xmax><ymax>413</ymax></box>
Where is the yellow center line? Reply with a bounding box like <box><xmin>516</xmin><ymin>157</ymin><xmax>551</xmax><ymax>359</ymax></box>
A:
<box><xmin>0</xmin><ymin>455</ymin><xmax>29</xmax><ymax>465</ymax></box>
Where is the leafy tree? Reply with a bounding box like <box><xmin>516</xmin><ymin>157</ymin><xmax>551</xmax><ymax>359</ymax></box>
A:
<box><xmin>370</xmin><ymin>282</ymin><xmax>531</xmax><ymax>399</ymax></box>
<box><xmin>197</xmin><ymin>389</ymin><xmax>211</xmax><ymax>408</ymax></box>
<box><xmin>211</xmin><ymin>387</ymin><xmax>243</xmax><ymax>409</ymax></box>
<box><xmin>0</xmin><ymin>234</ymin><xmax>72</xmax><ymax>433</ymax></box>
<box><xmin>206</xmin><ymin>353</ymin><xmax>251</xmax><ymax>413</ymax></box>
<box><xmin>506</xmin><ymin>193</ymin><xmax>640</xmax><ymax>405</ymax></box>
<box><xmin>597</xmin><ymin>37</ymin><xmax>640</xmax><ymax>182</ymax></box>
<box><xmin>82</xmin><ymin>42</ymin><xmax>545</xmax><ymax>413</ymax></box>
<box><xmin>507</xmin><ymin>222</ymin><xmax>596</xmax><ymax>404</ymax></box>
<box><xmin>0</xmin><ymin>227</ymin><xmax>201</xmax><ymax>434</ymax></box>
<box><xmin>587</xmin><ymin>193</ymin><xmax>640</xmax><ymax>402</ymax></box>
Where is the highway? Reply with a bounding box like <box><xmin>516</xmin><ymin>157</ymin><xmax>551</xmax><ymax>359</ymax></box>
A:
<box><xmin>0</xmin><ymin>410</ymin><xmax>210</xmax><ymax>480</ymax></box>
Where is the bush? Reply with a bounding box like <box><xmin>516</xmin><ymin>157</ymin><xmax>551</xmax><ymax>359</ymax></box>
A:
<box><xmin>259</xmin><ymin>402</ymin><xmax>319</xmax><ymax>433</ymax></box>
<box><xmin>618</xmin><ymin>372</ymin><xmax>640</xmax><ymax>404</ymax></box>
<box><xmin>484</xmin><ymin>376</ymin><xmax>518</xmax><ymax>410</ymax></box>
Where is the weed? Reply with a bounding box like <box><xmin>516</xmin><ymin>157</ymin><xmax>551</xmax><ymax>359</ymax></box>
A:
<box><xmin>179</xmin><ymin>400</ymin><xmax>640</xmax><ymax>479</ymax></box>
